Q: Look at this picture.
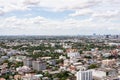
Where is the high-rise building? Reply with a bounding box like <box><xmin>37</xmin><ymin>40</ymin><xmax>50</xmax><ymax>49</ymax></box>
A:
<box><xmin>32</xmin><ymin>60</ymin><xmax>46</xmax><ymax>71</ymax></box>
<box><xmin>76</xmin><ymin>70</ymin><xmax>92</xmax><ymax>80</ymax></box>
<box><xmin>23</xmin><ymin>58</ymin><xmax>33</xmax><ymax>67</ymax></box>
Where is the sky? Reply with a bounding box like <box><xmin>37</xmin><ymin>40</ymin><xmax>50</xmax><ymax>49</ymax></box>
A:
<box><xmin>0</xmin><ymin>0</ymin><xmax>120</xmax><ymax>35</ymax></box>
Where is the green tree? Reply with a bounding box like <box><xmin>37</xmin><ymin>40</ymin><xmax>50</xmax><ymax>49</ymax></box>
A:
<box><xmin>88</xmin><ymin>64</ymin><xmax>98</xmax><ymax>69</ymax></box>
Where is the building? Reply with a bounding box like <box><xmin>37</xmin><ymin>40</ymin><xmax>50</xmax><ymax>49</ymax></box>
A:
<box><xmin>92</xmin><ymin>68</ymin><xmax>117</xmax><ymax>79</ymax></box>
<box><xmin>32</xmin><ymin>60</ymin><xmax>46</xmax><ymax>71</ymax></box>
<box><xmin>23</xmin><ymin>58</ymin><xmax>33</xmax><ymax>67</ymax></box>
<box><xmin>54</xmin><ymin>49</ymin><xmax>64</xmax><ymax>53</ymax></box>
<box><xmin>102</xmin><ymin>59</ymin><xmax>116</xmax><ymax>67</ymax></box>
<box><xmin>47</xmin><ymin>60</ymin><xmax>56</xmax><ymax>66</ymax></box>
<box><xmin>64</xmin><ymin>59</ymin><xmax>70</xmax><ymax>66</ymax></box>
<box><xmin>16</xmin><ymin>66</ymin><xmax>31</xmax><ymax>74</ymax></box>
<box><xmin>67</xmin><ymin>49</ymin><xmax>80</xmax><ymax>59</ymax></box>
<box><xmin>21</xmin><ymin>74</ymin><xmax>43</xmax><ymax>80</ymax></box>
<box><xmin>59</xmin><ymin>55</ymin><xmax>66</xmax><ymax>60</ymax></box>
<box><xmin>76</xmin><ymin>70</ymin><xmax>92</xmax><ymax>80</ymax></box>
<box><xmin>91</xmin><ymin>69</ymin><xmax>106</xmax><ymax>79</ymax></box>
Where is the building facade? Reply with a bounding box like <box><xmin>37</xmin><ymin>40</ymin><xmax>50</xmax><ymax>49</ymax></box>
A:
<box><xmin>23</xmin><ymin>58</ymin><xmax>33</xmax><ymax>67</ymax></box>
<box><xmin>76</xmin><ymin>70</ymin><xmax>92</xmax><ymax>80</ymax></box>
<box><xmin>32</xmin><ymin>60</ymin><xmax>46</xmax><ymax>71</ymax></box>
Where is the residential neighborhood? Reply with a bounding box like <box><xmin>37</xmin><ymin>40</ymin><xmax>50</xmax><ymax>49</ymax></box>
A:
<box><xmin>0</xmin><ymin>35</ymin><xmax>120</xmax><ymax>80</ymax></box>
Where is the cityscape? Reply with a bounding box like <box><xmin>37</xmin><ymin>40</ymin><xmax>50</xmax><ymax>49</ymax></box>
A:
<box><xmin>0</xmin><ymin>0</ymin><xmax>120</xmax><ymax>80</ymax></box>
<box><xmin>0</xmin><ymin>35</ymin><xmax>120</xmax><ymax>80</ymax></box>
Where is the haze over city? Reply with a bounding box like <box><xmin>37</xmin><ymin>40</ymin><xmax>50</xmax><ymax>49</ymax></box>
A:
<box><xmin>0</xmin><ymin>0</ymin><xmax>120</xmax><ymax>35</ymax></box>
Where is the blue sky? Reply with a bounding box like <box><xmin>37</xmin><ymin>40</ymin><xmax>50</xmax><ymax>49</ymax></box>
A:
<box><xmin>0</xmin><ymin>0</ymin><xmax>120</xmax><ymax>35</ymax></box>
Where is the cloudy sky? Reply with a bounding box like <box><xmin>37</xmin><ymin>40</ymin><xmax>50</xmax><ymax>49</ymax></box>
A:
<box><xmin>0</xmin><ymin>0</ymin><xmax>120</xmax><ymax>35</ymax></box>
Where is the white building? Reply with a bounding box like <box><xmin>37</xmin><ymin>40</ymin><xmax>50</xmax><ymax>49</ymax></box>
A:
<box><xmin>64</xmin><ymin>59</ymin><xmax>70</xmax><ymax>66</ymax></box>
<box><xmin>22</xmin><ymin>74</ymin><xmax>43</xmax><ymax>80</ymax></box>
<box><xmin>16</xmin><ymin>66</ymin><xmax>31</xmax><ymax>74</ymax></box>
<box><xmin>23</xmin><ymin>58</ymin><xmax>33</xmax><ymax>67</ymax></box>
<box><xmin>76</xmin><ymin>70</ymin><xmax>92</xmax><ymax>80</ymax></box>
<box><xmin>91</xmin><ymin>69</ymin><xmax>106</xmax><ymax>79</ymax></box>
<box><xmin>32</xmin><ymin>60</ymin><xmax>46</xmax><ymax>71</ymax></box>
<box><xmin>54</xmin><ymin>49</ymin><xmax>64</xmax><ymax>53</ymax></box>
<box><xmin>59</xmin><ymin>55</ymin><xmax>66</xmax><ymax>60</ymax></box>
<box><xmin>67</xmin><ymin>49</ymin><xmax>80</xmax><ymax>59</ymax></box>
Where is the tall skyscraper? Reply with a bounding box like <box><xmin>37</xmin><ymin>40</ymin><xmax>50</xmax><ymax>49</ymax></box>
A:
<box><xmin>76</xmin><ymin>70</ymin><xmax>92</xmax><ymax>80</ymax></box>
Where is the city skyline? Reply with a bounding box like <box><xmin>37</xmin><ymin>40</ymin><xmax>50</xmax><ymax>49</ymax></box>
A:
<box><xmin>0</xmin><ymin>0</ymin><xmax>120</xmax><ymax>35</ymax></box>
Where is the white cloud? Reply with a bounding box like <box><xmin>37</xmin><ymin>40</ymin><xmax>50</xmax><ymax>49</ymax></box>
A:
<box><xmin>23</xmin><ymin>0</ymin><xmax>40</xmax><ymax>5</ymax></box>
<box><xmin>0</xmin><ymin>0</ymin><xmax>29</xmax><ymax>13</ymax></box>
<box><xmin>0</xmin><ymin>0</ymin><xmax>100</xmax><ymax>14</ymax></box>
<box><xmin>92</xmin><ymin>10</ymin><xmax>119</xmax><ymax>18</ymax></box>
<box><xmin>0</xmin><ymin>0</ymin><xmax>120</xmax><ymax>35</ymax></box>
<box><xmin>0</xmin><ymin>10</ymin><xmax>4</xmax><ymax>15</ymax></box>
<box><xmin>69</xmin><ymin>9</ymin><xmax>93</xmax><ymax>17</ymax></box>
<box><xmin>0</xmin><ymin>16</ymin><xmax>119</xmax><ymax>35</ymax></box>
<box><xmin>38</xmin><ymin>0</ymin><xmax>100</xmax><ymax>11</ymax></box>
<box><xmin>0</xmin><ymin>0</ymin><xmax>119</xmax><ymax>17</ymax></box>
